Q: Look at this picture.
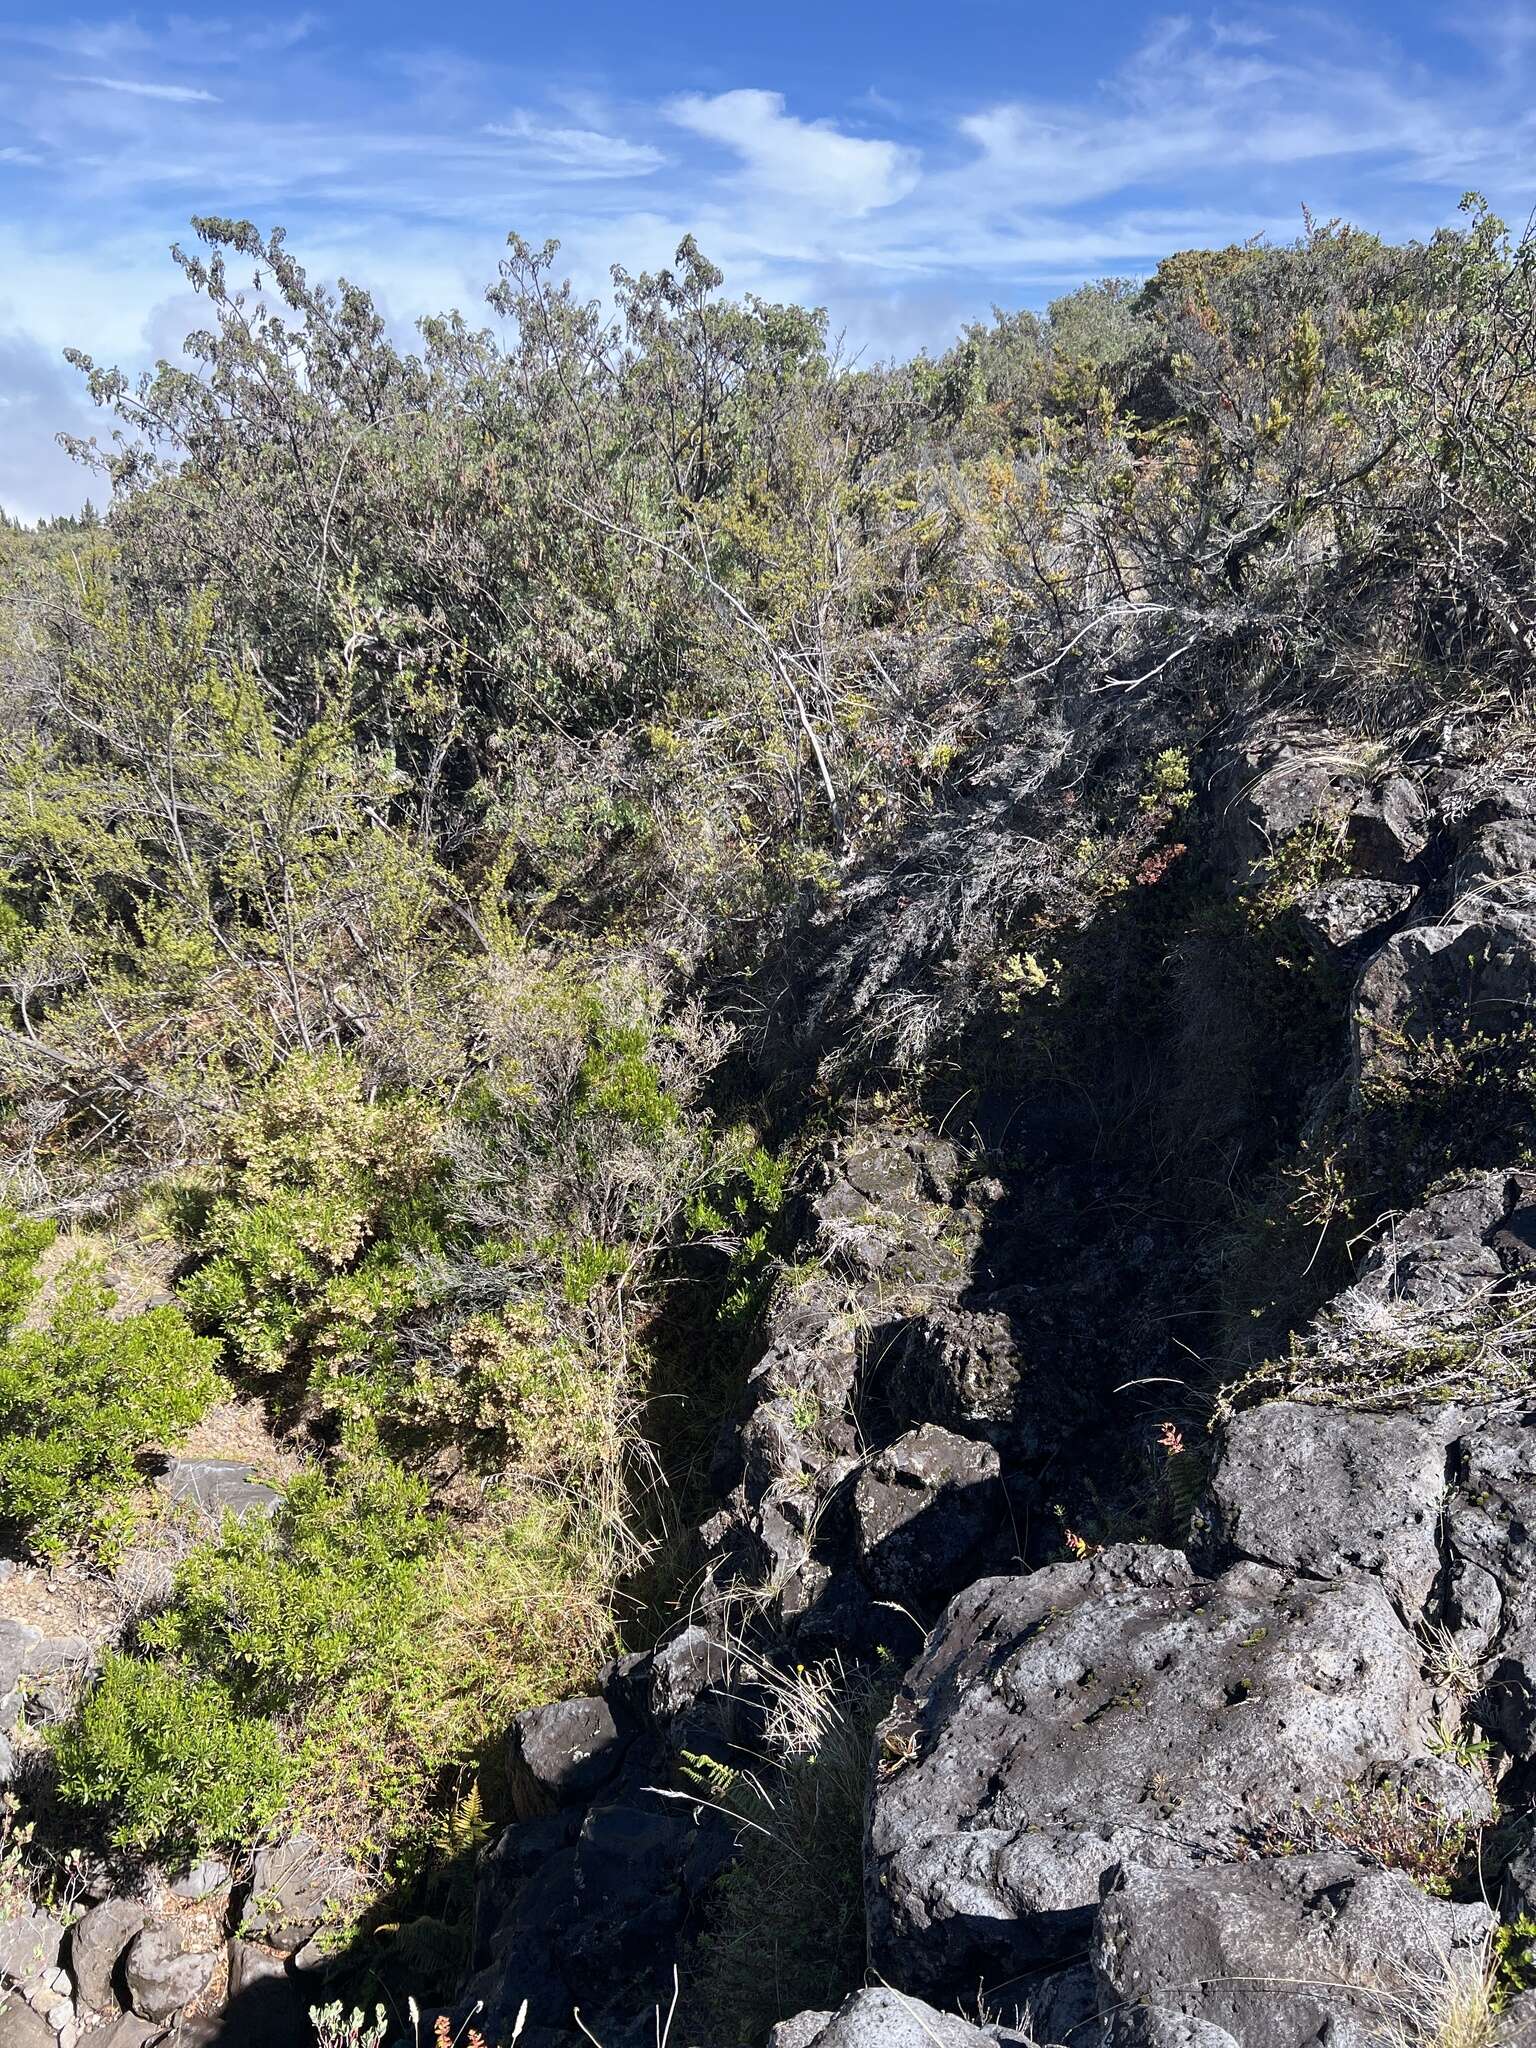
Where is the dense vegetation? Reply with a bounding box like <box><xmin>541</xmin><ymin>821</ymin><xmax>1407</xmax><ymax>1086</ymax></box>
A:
<box><xmin>7</xmin><ymin>194</ymin><xmax>1536</xmax><ymax>2021</ymax></box>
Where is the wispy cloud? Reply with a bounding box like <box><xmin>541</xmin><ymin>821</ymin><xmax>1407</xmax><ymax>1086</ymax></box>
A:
<box><xmin>9</xmin><ymin>3</ymin><xmax>1536</xmax><ymax>518</ymax></box>
<box><xmin>485</xmin><ymin>112</ymin><xmax>664</xmax><ymax>178</ymax></box>
<box><xmin>70</xmin><ymin>74</ymin><xmax>222</xmax><ymax>103</ymax></box>
<box><xmin>668</xmin><ymin>88</ymin><xmax>917</xmax><ymax>215</ymax></box>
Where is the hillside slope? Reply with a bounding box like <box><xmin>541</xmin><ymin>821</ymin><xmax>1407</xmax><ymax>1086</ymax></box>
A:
<box><xmin>6</xmin><ymin>203</ymin><xmax>1536</xmax><ymax>2047</ymax></box>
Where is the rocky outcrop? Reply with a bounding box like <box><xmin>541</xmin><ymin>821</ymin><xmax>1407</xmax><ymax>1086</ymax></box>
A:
<box><xmin>440</xmin><ymin>721</ymin><xmax>1536</xmax><ymax>2048</ymax></box>
<box><xmin>867</xmin><ymin>1543</ymin><xmax>1440</xmax><ymax>2004</ymax></box>
<box><xmin>1093</xmin><ymin>1856</ymin><xmax>1493</xmax><ymax>2048</ymax></box>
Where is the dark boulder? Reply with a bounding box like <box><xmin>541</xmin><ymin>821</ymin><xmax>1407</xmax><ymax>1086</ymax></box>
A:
<box><xmin>853</xmin><ymin>1424</ymin><xmax>1004</xmax><ymax>1608</ymax></box>
<box><xmin>507</xmin><ymin>1694</ymin><xmax>629</xmax><ymax>1813</ymax></box>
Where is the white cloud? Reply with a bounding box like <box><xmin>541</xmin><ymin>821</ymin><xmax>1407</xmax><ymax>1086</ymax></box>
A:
<box><xmin>667</xmin><ymin>88</ymin><xmax>917</xmax><ymax>215</ymax></box>
<box><xmin>485</xmin><ymin>113</ymin><xmax>664</xmax><ymax>178</ymax></box>
<box><xmin>71</xmin><ymin>75</ymin><xmax>221</xmax><ymax>104</ymax></box>
<box><xmin>8</xmin><ymin>5</ymin><xmax>1536</xmax><ymax>520</ymax></box>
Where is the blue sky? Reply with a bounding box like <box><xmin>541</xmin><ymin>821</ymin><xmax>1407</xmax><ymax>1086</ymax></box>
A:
<box><xmin>1</xmin><ymin>1</ymin><xmax>1533</xmax><ymax>518</ymax></box>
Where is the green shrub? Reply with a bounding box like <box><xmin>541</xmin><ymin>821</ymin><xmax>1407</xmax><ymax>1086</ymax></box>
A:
<box><xmin>0</xmin><ymin>1208</ymin><xmax>52</xmax><ymax>1336</ymax></box>
<box><xmin>145</xmin><ymin>1457</ymin><xmax>434</xmax><ymax>1716</ymax></box>
<box><xmin>391</xmin><ymin>1304</ymin><xmax>618</xmax><ymax>1482</ymax></box>
<box><xmin>49</xmin><ymin>1653</ymin><xmax>289</xmax><ymax>1853</ymax></box>
<box><xmin>0</xmin><ymin>1257</ymin><xmax>221</xmax><ymax>1555</ymax></box>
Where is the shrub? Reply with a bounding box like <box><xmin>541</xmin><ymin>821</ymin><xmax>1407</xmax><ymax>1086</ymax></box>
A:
<box><xmin>179</xmin><ymin>1054</ymin><xmax>446</xmax><ymax>1403</ymax></box>
<box><xmin>145</xmin><ymin>1457</ymin><xmax>434</xmax><ymax>1716</ymax></box>
<box><xmin>392</xmin><ymin>1304</ymin><xmax>618</xmax><ymax>1482</ymax></box>
<box><xmin>0</xmin><ymin>1256</ymin><xmax>221</xmax><ymax>1555</ymax></box>
<box><xmin>0</xmin><ymin>1208</ymin><xmax>52</xmax><ymax>1335</ymax></box>
<box><xmin>49</xmin><ymin>1653</ymin><xmax>289</xmax><ymax>1853</ymax></box>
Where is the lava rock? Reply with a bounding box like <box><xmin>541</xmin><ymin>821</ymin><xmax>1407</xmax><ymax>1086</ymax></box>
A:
<box><xmin>214</xmin><ymin>1939</ymin><xmax>309</xmax><ymax>2046</ymax></box>
<box><xmin>1353</xmin><ymin>907</ymin><xmax>1536</xmax><ymax>1088</ymax></box>
<box><xmin>70</xmin><ymin>1896</ymin><xmax>148</xmax><ymax>2015</ymax></box>
<box><xmin>1350</xmin><ymin>1169</ymin><xmax>1527</xmax><ymax>1316</ymax></box>
<box><xmin>1344</xmin><ymin>775</ymin><xmax>1429</xmax><ymax>878</ymax></box>
<box><xmin>242</xmin><ymin>1834</ymin><xmax>358</xmax><ymax>1953</ymax></box>
<box><xmin>0</xmin><ymin>1910</ymin><xmax>64</xmax><ymax>1995</ymax></box>
<box><xmin>1455</xmin><ymin>816</ymin><xmax>1536</xmax><ymax>897</ymax></box>
<box><xmin>123</xmin><ymin>1921</ymin><xmax>219</xmax><ymax>2023</ymax></box>
<box><xmin>1444</xmin><ymin>1407</ymin><xmax>1536</xmax><ymax>1753</ymax></box>
<box><xmin>644</xmin><ymin>1626</ymin><xmax>729</xmax><ymax>1723</ymax></box>
<box><xmin>867</xmin><ymin>1544</ymin><xmax>1437</xmax><ymax>2002</ymax></box>
<box><xmin>507</xmin><ymin>1694</ymin><xmax>629</xmax><ymax>1811</ymax></box>
<box><xmin>1195</xmin><ymin>1400</ymin><xmax>1451</xmax><ymax>1618</ymax></box>
<box><xmin>853</xmin><ymin>1424</ymin><xmax>1003</xmax><ymax>1606</ymax></box>
<box><xmin>1295</xmin><ymin>878</ymin><xmax>1416</xmax><ymax>954</ymax></box>
<box><xmin>1217</xmin><ymin>717</ymin><xmax>1363</xmax><ymax>891</ymax></box>
<box><xmin>1092</xmin><ymin>1855</ymin><xmax>1493</xmax><ymax>2048</ymax></box>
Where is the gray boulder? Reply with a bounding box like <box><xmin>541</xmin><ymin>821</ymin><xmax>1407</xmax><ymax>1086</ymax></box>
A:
<box><xmin>0</xmin><ymin>1999</ymin><xmax>54</xmax><ymax>2048</ymax></box>
<box><xmin>169</xmin><ymin>1857</ymin><xmax>230</xmax><ymax>1902</ymax></box>
<box><xmin>163</xmin><ymin>1457</ymin><xmax>280</xmax><ymax>1522</ymax></box>
<box><xmin>70</xmin><ymin>1895</ymin><xmax>148</xmax><ymax>2014</ymax></box>
<box><xmin>1092</xmin><ymin>1855</ymin><xmax>1493</xmax><ymax>2048</ymax></box>
<box><xmin>782</xmin><ymin>1989</ymin><xmax>997</xmax><ymax>2047</ymax></box>
<box><xmin>867</xmin><ymin>1545</ymin><xmax>1437</xmax><ymax>2002</ymax></box>
<box><xmin>124</xmin><ymin>1920</ymin><xmax>219</xmax><ymax>2022</ymax></box>
<box><xmin>854</xmin><ymin>1425</ymin><xmax>1003</xmax><ymax>1606</ymax></box>
<box><xmin>242</xmin><ymin>1833</ymin><xmax>358</xmax><ymax>1952</ymax></box>
<box><xmin>0</xmin><ymin>1908</ymin><xmax>63</xmax><ymax>1994</ymax></box>
<box><xmin>1195</xmin><ymin>1401</ymin><xmax>1451</xmax><ymax>1618</ymax></box>
<box><xmin>1353</xmin><ymin>907</ymin><xmax>1536</xmax><ymax>1088</ymax></box>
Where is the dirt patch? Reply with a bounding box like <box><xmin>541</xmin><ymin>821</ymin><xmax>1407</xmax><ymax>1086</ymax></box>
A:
<box><xmin>0</xmin><ymin>1555</ymin><xmax>119</xmax><ymax>1642</ymax></box>
<box><xmin>177</xmin><ymin>1399</ymin><xmax>304</xmax><ymax>1485</ymax></box>
<box><xmin>19</xmin><ymin>1227</ymin><xmax>182</xmax><ymax>1328</ymax></box>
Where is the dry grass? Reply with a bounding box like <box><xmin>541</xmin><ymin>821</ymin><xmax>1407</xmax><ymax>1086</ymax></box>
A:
<box><xmin>673</xmin><ymin>1653</ymin><xmax>894</xmax><ymax>2048</ymax></box>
